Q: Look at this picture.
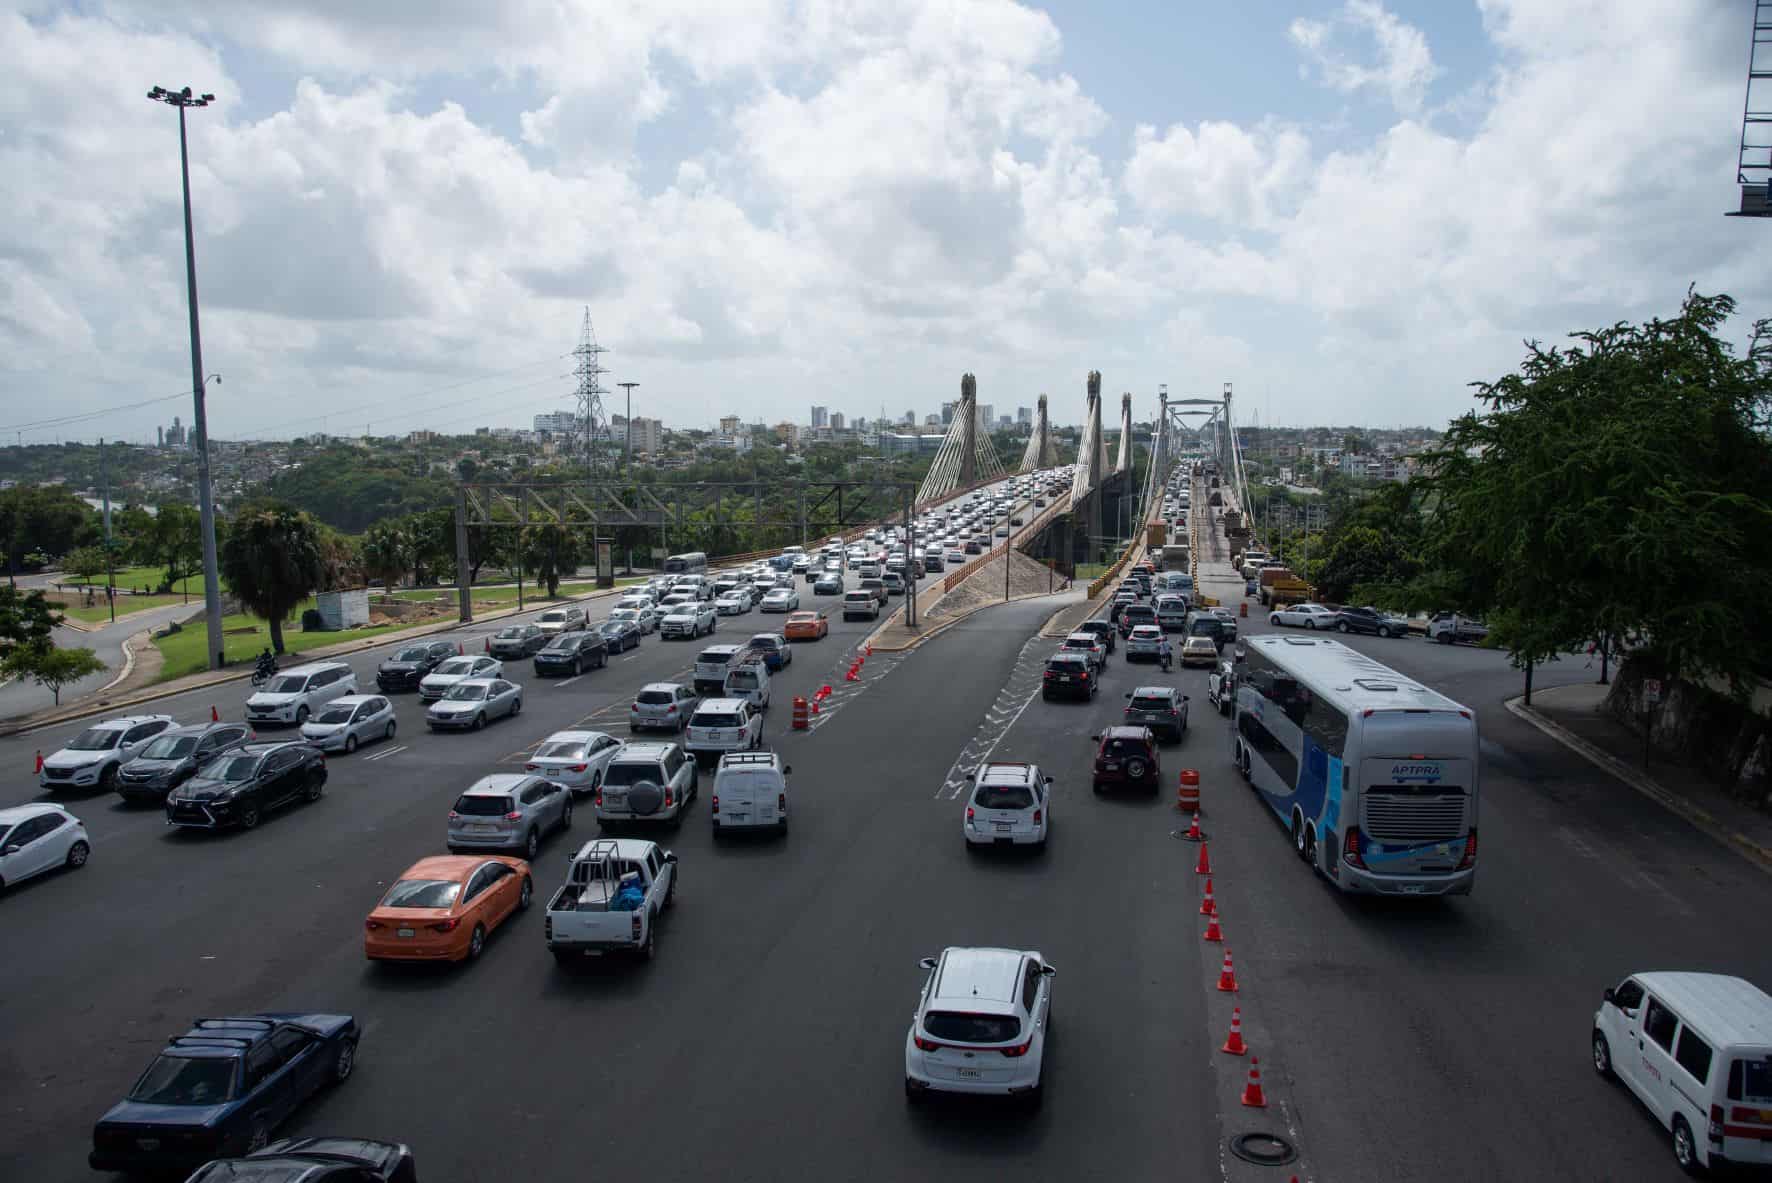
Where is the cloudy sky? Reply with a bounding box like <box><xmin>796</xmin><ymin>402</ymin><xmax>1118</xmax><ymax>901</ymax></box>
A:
<box><xmin>0</xmin><ymin>0</ymin><xmax>1763</xmax><ymax>444</ymax></box>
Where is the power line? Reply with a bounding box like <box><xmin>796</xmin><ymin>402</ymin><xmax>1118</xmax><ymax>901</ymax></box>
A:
<box><xmin>245</xmin><ymin>353</ymin><xmax>571</xmax><ymax>438</ymax></box>
<box><xmin>0</xmin><ymin>387</ymin><xmax>197</xmax><ymax>435</ymax></box>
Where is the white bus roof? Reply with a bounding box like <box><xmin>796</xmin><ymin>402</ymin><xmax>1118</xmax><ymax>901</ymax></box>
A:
<box><xmin>1244</xmin><ymin>635</ymin><xmax>1471</xmax><ymax>716</ymax></box>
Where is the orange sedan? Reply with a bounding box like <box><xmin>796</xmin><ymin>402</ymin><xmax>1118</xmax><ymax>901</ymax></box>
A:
<box><xmin>783</xmin><ymin>611</ymin><xmax>829</xmax><ymax>641</ymax></box>
<box><xmin>364</xmin><ymin>854</ymin><xmax>532</xmax><ymax>963</ymax></box>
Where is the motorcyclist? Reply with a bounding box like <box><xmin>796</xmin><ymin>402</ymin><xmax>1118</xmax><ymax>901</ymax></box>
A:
<box><xmin>253</xmin><ymin>648</ymin><xmax>278</xmax><ymax>682</ymax></box>
<box><xmin>1158</xmin><ymin>635</ymin><xmax>1173</xmax><ymax>673</ymax></box>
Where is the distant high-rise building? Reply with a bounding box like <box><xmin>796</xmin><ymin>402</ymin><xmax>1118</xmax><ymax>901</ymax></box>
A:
<box><xmin>998</xmin><ymin>416</ymin><xmax>1012</xmax><ymax>429</ymax></box>
<box><xmin>855</xmin><ymin>416</ymin><xmax>869</xmax><ymax>432</ymax></box>
<box><xmin>156</xmin><ymin>426</ymin><xmax>164</xmax><ymax>447</ymax></box>
<box><xmin>533</xmin><ymin>411</ymin><xmax>577</xmax><ymax>435</ymax></box>
<box><xmin>719</xmin><ymin>415</ymin><xmax>742</xmax><ymax>436</ymax></box>
<box><xmin>977</xmin><ymin>404</ymin><xmax>994</xmax><ymax>432</ymax></box>
<box><xmin>628</xmin><ymin>417</ymin><xmax>665</xmax><ymax>455</ymax></box>
<box><xmin>924</xmin><ymin>413</ymin><xmax>941</xmax><ymax>427</ymax></box>
<box><xmin>941</xmin><ymin>401</ymin><xmax>957</xmax><ymax>425</ymax></box>
<box><xmin>810</xmin><ymin>406</ymin><xmax>829</xmax><ymax>428</ymax></box>
<box><xmin>902</xmin><ymin>410</ymin><xmax>916</xmax><ymax>426</ymax></box>
<box><xmin>1017</xmin><ymin>406</ymin><xmax>1033</xmax><ymax>425</ymax></box>
<box><xmin>830</xmin><ymin>411</ymin><xmax>845</xmax><ymax>431</ymax></box>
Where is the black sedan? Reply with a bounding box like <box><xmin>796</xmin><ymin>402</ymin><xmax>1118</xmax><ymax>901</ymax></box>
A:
<box><xmin>375</xmin><ymin>640</ymin><xmax>460</xmax><ymax>692</ymax></box>
<box><xmin>189</xmin><ymin>1137</ymin><xmax>417</xmax><ymax>1182</ymax></box>
<box><xmin>533</xmin><ymin>631</ymin><xmax>609</xmax><ymax>677</ymax></box>
<box><xmin>165</xmin><ymin>742</ymin><xmax>327</xmax><ymax>831</ymax></box>
<box><xmin>1335</xmin><ymin>605</ymin><xmax>1410</xmax><ymax>638</ymax></box>
<box><xmin>596</xmin><ymin>618</ymin><xmax>642</xmax><ymax>653</ymax></box>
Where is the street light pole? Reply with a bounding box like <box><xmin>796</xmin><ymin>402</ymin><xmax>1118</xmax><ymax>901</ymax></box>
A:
<box><xmin>149</xmin><ymin>84</ymin><xmax>224</xmax><ymax>671</ymax></box>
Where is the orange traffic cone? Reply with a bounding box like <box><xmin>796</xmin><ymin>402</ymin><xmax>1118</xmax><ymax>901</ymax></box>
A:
<box><xmin>457</xmin><ymin>641</ymin><xmax>464</xmax><ymax>655</ymax></box>
<box><xmin>34</xmin><ymin>749</ymin><xmax>44</xmax><ymax>774</ymax></box>
<box><xmin>1184</xmin><ymin>811</ymin><xmax>1202</xmax><ymax>840</ymax></box>
<box><xmin>1202</xmin><ymin>910</ymin><xmax>1223</xmax><ymax>942</ymax></box>
<box><xmin>1194</xmin><ymin>841</ymin><xmax>1211</xmax><ymax>875</ymax></box>
<box><xmin>1221</xmin><ymin>1006</ymin><xmax>1247</xmax><ymax>1055</ymax></box>
<box><xmin>484</xmin><ymin>636</ymin><xmax>490</xmax><ymax>653</ymax></box>
<box><xmin>1240</xmin><ymin>1057</ymin><xmax>1268</xmax><ymax>1107</ymax></box>
<box><xmin>1217</xmin><ymin>950</ymin><xmax>1240</xmax><ymax>993</ymax></box>
<box><xmin>1199</xmin><ymin>877</ymin><xmax>1217</xmax><ymax>916</ymax></box>
<box><xmin>810</xmin><ymin>697</ymin><xmax>821</xmax><ymax>715</ymax></box>
<box><xmin>210</xmin><ymin>705</ymin><xmax>219</xmax><ymax>722</ymax></box>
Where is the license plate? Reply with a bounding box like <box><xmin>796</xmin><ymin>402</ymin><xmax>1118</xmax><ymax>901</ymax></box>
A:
<box><xmin>397</xmin><ymin>928</ymin><xmax>415</xmax><ymax>938</ymax></box>
<box><xmin>956</xmin><ymin>1067</ymin><xmax>980</xmax><ymax>1079</ymax></box>
<box><xmin>1103</xmin><ymin>761</ymin><xmax>1119</xmax><ymax>770</ymax></box>
<box><xmin>1398</xmin><ymin>883</ymin><xmax>1430</xmax><ymax>895</ymax></box>
<box><xmin>993</xmin><ymin>821</ymin><xmax>1013</xmax><ymax>830</ymax></box>
<box><xmin>544</xmin><ymin>768</ymin><xmax>559</xmax><ymax>776</ymax></box>
<box><xmin>728</xmin><ymin>813</ymin><xmax>748</xmax><ymax>823</ymax></box>
<box><xmin>1056</xmin><ymin>675</ymin><xmax>1070</xmax><ymax>682</ymax></box>
<box><xmin>137</xmin><ymin>1139</ymin><xmax>160</xmax><ymax>1151</ymax></box>
<box><xmin>468</xmin><ymin>824</ymin><xmax>496</xmax><ymax>834</ymax></box>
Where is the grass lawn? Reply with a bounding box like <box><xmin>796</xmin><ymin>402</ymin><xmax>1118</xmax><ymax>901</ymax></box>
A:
<box><xmin>53</xmin><ymin>593</ymin><xmax>196</xmax><ymax>625</ymax></box>
<box><xmin>60</xmin><ymin>566</ymin><xmax>207</xmax><ymax>596</ymax></box>
<box><xmin>151</xmin><ymin>598</ymin><xmax>398</xmax><ymax>683</ymax></box>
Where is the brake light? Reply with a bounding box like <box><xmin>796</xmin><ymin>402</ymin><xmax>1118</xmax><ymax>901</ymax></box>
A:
<box><xmin>504</xmin><ymin>811</ymin><xmax>522</xmax><ymax>821</ymax></box>
<box><xmin>666</xmin><ymin>705</ymin><xmax>677</xmax><ymax>713</ymax></box>
<box><xmin>570</xmin><ymin>764</ymin><xmax>588</xmax><ymax>773</ymax></box>
<box><xmin>1710</xmin><ymin>1104</ymin><xmax>1725</xmax><ymax>1141</ymax></box>
<box><xmin>1343</xmin><ymin>826</ymin><xmax>1365</xmax><ymax>869</ymax></box>
<box><xmin>631</xmin><ymin>915</ymin><xmax>642</xmax><ymax>940</ymax></box>
<box><xmin>594</xmin><ymin>788</ymin><xmax>603</xmax><ymax>807</ymax></box>
<box><xmin>364</xmin><ymin>919</ymin><xmax>383</xmax><ymax>931</ymax></box>
<box><xmin>1078</xmin><ymin>672</ymin><xmax>1089</xmax><ymax>681</ymax></box>
<box><xmin>778</xmin><ymin>792</ymin><xmax>787</xmax><ymax>812</ymax></box>
<box><xmin>664</xmin><ymin>788</ymin><xmax>674</xmax><ymax>807</ymax></box>
<box><xmin>430</xmin><ymin>918</ymin><xmax>460</xmax><ymax>932</ymax></box>
<box><xmin>525</xmin><ymin>764</ymin><xmax>539</xmax><ymax>772</ymax></box>
<box><xmin>1456</xmin><ymin>828</ymin><xmax>1478</xmax><ymax>871</ymax></box>
<box><xmin>1000</xmin><ymin>1038</ymin><xmax>1033</xmax><ymax>1058</ymax></box>
<box><xmin>1032</xmin><ymin>809</ymin><xmax>1042</xmax><ymax>824</ymax></box>
<box><xmin>448</xmin><ymin>810</ymin><xmax>460</xmax><ymax>820</ymax></box>
<box><xmin>966</xmin><ymin>806</ymin><xmax>975</xmax><ymax>824</ymax></box>
<box><xmin>1043</xmin><ymin>671</ymin><xmax>1054</xmax><ymax>680</ymax></box>
<box><xmin>711</xmin><ymin>795</ymin><xmax>720</xmax><ymax>815</ymax></box>
<box><xmin>913</xmin><ymin>1035</ymin><xmax>943</xmax><ymax>1052</ymax></box>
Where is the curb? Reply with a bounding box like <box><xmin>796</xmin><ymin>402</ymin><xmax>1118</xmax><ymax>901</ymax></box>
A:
<box><xmin>1504</xmin><ymin>696</ymin><xmax>1772</xmax><ymax>876</ymax></box>
<box><xmin>868</xmin><ymin>585</ymin><xmax>1078</xmax><ymax>654</ymax></box>
<box><xmin>0</xmin><ymin>580</ymin><xmax>635</xmax><ymax>738</ymax></box>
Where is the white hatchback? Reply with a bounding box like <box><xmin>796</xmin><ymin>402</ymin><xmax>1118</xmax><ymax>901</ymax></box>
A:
<box><xmin>0</xmin><ymin>804</ymin><xmax>90</xmax><ymax>890</ymax></box>
<box><xmin>962</xmin><ymin>762</ymin><xmax>1051</xmax><ymax>850</ymax></box>
<box><xmin>905</xmin><ymin>946</ymin><xmax>1055</xmax><ymax>1106</ymax></box>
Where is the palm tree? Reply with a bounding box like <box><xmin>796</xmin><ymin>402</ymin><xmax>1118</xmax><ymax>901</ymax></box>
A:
<box><xmin>360</xmin><ymin>521</ymin><xmax>410</xmax><ymax>593</ymax></box>
<box><xmin>219</xmin><ymin>504</ymin><xmax>326</xmax><ymax>654</ymax></box>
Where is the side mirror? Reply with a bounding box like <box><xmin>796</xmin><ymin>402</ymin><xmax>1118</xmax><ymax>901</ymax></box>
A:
<box><xmin>664</xmin><ymin>852</ymin><xmax>678</xmax><ymax>864</ymax></box>
<box><xmin>1182</xmin><ymin>695</ymin><xmax>1190</xmax><ymax>701</ymax></box>
<box><xmin>1124</xmin><ymin>692</ymin><xmax>1133</xmax><ymax>699</ymax></box>
<box><xmin>918</xmin><ymin>956</ymin><xmax>938</xmax><ymax>971</ymax></box>
<box><xmin>2</xmin><ymin>844</ymin><xmax>19</xmax><ymax>856</ymax></box>
<box><xmin>1602</xmin><ymin>987</ymin><xmax>1615</xmax><ymax>1006</ymax></box>
<box><xmin>1044</xmin><ymin>775</ymin><xmax>1054</xmax><ymax>784</ymax></box>
<box><xmin>1040</xmin><ymin>964</ymin><xmax>1057</xmax><ymax>977</ymax></box>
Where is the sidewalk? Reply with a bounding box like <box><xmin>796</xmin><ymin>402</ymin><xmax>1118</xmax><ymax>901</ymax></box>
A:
<box><xmin>1509</xmin><ymin>681</ymin><xmax>1772</xmax><ymax>875</ymax></box>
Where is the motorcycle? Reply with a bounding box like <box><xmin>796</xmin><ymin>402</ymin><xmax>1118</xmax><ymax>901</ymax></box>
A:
<box><xmin>250</xmin><ymin>656</ymin><xmax>279</xmax><ymax>688</ymax></box>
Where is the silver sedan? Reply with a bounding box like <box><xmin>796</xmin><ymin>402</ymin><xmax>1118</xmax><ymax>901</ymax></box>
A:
<box><xmin>426</xmin><ymin>677</ymin><xmax>524</xmax><ymax>731</ymax></box>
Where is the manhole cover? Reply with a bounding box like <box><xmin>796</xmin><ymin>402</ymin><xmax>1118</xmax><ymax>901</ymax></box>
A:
<box><xmin>1169</xmin><ymin>828</ymin><xmax>1208</xmax><ymax>841</ymax></box>
<box><xmin>1228</xmin><ymin>1131</ymin><xmax>1297</xmax><ymax>1166</ymax></box>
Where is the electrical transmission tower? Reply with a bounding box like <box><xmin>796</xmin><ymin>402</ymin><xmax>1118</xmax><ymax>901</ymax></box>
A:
<box><xmin>572</xmin><ymin>308</ymin><xmax>611</xmax><ymax>476</ymax></box>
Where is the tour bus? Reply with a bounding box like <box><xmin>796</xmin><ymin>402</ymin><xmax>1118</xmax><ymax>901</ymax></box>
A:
<box><xmin>1232</xmin><ymin>635</ymin><xmax>1479</xmax><ymax>896</ymax></box>
<box><xmin>663</xmin><ymin>551</ymin><xmax>708</xmax><ymax>575</ymax></box>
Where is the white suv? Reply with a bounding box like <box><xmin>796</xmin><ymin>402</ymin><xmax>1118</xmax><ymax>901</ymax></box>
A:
<box><xmin>684</xmin><ymin>699</ymin><xmax>763</xmax><ymax>762</ymax></box>
<box><xmin>905</xmin><ymin>946</ymin><xmax>1055</xmax><ymax>1106</ymax></box>
<box><xmin>245</xmin><ymin>660</ymin><xmax>358</xmax><ymax>725</ymax></box>
<box><xmin>596</xmin><ymin>742</ymin><xmax>698</xmax><ymax>828</ymax></box>
<box><xmin>962</xmin><ymin>762</ymin><xmax>1051</xmax><ymax>850</ymax></box>
<box><xmin>38</xmin><ymin>715</ymin><xmax>175</xmax><ymax>791</ymax></box>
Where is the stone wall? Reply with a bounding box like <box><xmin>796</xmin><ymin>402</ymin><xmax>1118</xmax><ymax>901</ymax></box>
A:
<box><xmin>1604</xmin><ymin>656</ymin><xmax>1771</xmax><ymax>809</ymax></box>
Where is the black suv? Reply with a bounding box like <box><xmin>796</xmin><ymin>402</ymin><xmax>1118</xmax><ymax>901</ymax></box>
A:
<box><xmin>1075</xmin><ymin>618</ymin><xmax>1117</xmax><ymax>655</ymax></box>
<box><xmin>533</xmin><ymin>631</ymin><xmax>610</xmax><ymax>677</ymax></box>
<box><xmin>115</xmin><ymin>721</ymin><xmax>254</xmax><ymax>803</ymax></box>
<box><xmin>1335</xmin><ymin>606</ymin><xmax>1408</xmax><ymax>638</ymax></box>
<box><xmin>1123</xmin><ymin>687</ymin><xmax>1188</xmax><ymax>743</ymax></box>
<box><xmin>165</xmin><ymin>741</ymin><xmax>327</xmax><ymax>830</ymax></box>
<box><xmin>1092</xmin><ymin>726</ymin><xmax>1161</xmax><ymax>794</ymax></box>
<box><xmin>1118</xmin><ymin>603</ymin><xmax>1158</xmax><ymax>638</ymax></box>
<box><xmin>1042</xmin><ymin>652</ymin><xmax>1097</xmax><ymax>701</ymax></box>
<box><xmin>376</xmin><ymin>640</ymin><xmax>461</xmax><ymax>692</ymax></box>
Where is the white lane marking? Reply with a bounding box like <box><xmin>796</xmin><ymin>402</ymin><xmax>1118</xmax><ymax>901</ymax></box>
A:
<box><xmin>621</xmin><ymin>654</ymin><xmax>639</xmax><ymax>662</ymax></box>
<box><xmin>554</xmin><ymin>675</ymin><xmax>584</xmax><ymax>688</ymax></box>
<box><xmin>362</xmin><ymin>744</ymin><xmax>409</xmax><ymax>762</ymax></box>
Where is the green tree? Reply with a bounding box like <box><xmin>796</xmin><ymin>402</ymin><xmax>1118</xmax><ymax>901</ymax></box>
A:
<box><xmin>1419</xmin><ymin>290</ymin><xmax>1772</xmax><ymax>693</ymax></box>
<box><xmin>0</xmin><ymin>484</ymin><xmax>96</xmax><ymax>578</ymax></box>
<box><xmin>147</xmin><ymin>503</ymin><xmax>202</xmax><ymax>589</ymax></box>
<box><xmin>0</xmin><ymin>586</ymin><xmax>62</xmax><ymax>662</ymax></box>
<box><xmin>113</xmin><ymin>503</ymin><xmax>157</xmax><ymax>564</ymax></box>
<box><xmin>10</xmin><ymin>645</ymin><xmax>105</xmax><ymax>705</ymax></box>
<box><xmin>63</xmin><ymin>545</ymin><xmax>109</xmax><ymax>586</ymax></box>
<box><xmin>522</xmin><ymin>524</ymin><xmax>580</xmax><ymax>597</ymax></box>
<box><xmin>219</xmin><ymin>504</ymin><xmax>328</xmax><ymax>654</ymax></box>
<box><xmin>360</xmin><ymin>520</ymin><xmax>412</xmax><ymax>591</ymax></box>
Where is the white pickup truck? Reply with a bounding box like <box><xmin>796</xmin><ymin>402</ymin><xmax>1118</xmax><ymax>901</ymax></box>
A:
<box><xmin>544</xmin><ymin>837</ymin><xmax>677</xmax><ymax>963</ymax></box>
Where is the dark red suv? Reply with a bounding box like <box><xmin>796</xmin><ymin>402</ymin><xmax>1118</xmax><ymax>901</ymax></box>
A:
<box><xmin>1091</xmin><ymin>726</ymin><xmax>1161</xmax><ymax>794</ymax></box>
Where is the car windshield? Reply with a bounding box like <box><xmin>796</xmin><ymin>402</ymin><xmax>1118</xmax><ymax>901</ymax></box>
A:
<box><xmin>543</xmin><ymin>636</ymin><xmax>579</xmax><ymax>651</ymax></box>
<box><xmin>394</xmin><ymin>647</ymin><xmax>430</xmax><ymax>662</ymax></box>
<box><xmin>200</xmin><ymin>754</ymin><xmax>262</xmax><ymax>782</ymax></box>
<box><xmin>610</xmin><ymin>610</ymin><xmax>638</xmax><ymax>621</ymax></box>
<box><xmin>696</xmin><ymin>650</ymin><xmax>732</xmax><ymax>666</ymax></box>
<box><xmin>603</xmin><ymin>762</ymin><xmax>663</xmax><ymax>788</ymax></box>
<box><xmin>923</xmin><ymin>1011</ymin><xmax>1021</xmax><ymax>1044</ymax></box>
<box><xmin>129</xmin><ymin>1055</ymin><xmax>237</xmax><ymax>1105</ymax></box>
<box><xmin>496</xmin><ymin>628</ymin><xmax>526</xmax><ymax>639</ymax></box>
<box><xmin>381</xmin><ymin>878</ymin><xmax>462</xmax><ymax>909</ymax></box>
<box><xmin>534</xmin><ymin>740</ymin><xmax>588</xmax><ymax>759</ymax></box>
<box><xmin>1131</xmin><ymin>695</ymin><xmax>1173</xmax><ymax>711</ymax></box>
<box><xmin>444</xmin><ymin>684</ymin><xmax>488</xmax><ymax>701</ymax></box>
<box><xmin>434</xmin><ymin>659</ymin><xmax>474</xmax><ymax>676</ymax></box>
<box><xmin>265</xmin><ymin>676</ymin><xmax>309</xmax><ymax>694</ymax></box>
<box><xmin>66</xmin><ymin>727</ymin><xmax>122</xmax><ymax>751</ymax></box>
<box><xmin>453</xmin><ymin>794</ymin><xmax>512</xmax><ymax>816</ymax></box>
<box><xmin>140</xmin><ymin>735</ymin><xmax>198</xmax><ymax>760</ymax></box>
<box><xmin>974</xmin><ymin>783</ymin><xmax>1034</xmax><ymax>809</ymax></box>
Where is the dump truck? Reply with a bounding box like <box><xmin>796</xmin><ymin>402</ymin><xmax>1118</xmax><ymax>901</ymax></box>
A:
<box><xmin>1257</xmin><ymin>566</ymin><xmax>1313</xmax><ymax>607</ymax></box>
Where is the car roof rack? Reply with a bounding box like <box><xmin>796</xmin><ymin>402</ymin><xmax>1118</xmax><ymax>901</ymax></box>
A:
<box><xmin>719</xmin><ymin>751</ymin><xmax>779</xmax><ymax>766</ymax></box>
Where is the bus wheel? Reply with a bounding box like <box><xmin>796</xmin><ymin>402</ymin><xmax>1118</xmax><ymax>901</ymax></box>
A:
<box><xmin>1302</xmin><ymin>824</ymin><xmax>1318</xmax><ymax>870</ymax></box>
<box><xmin>1291</xmin><ymin>813</ymin><xmax>1307</xmax><ymax>860</ymax></box>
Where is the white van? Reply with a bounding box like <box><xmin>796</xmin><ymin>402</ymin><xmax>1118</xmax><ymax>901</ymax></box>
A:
<box><xmin>1593</xmin><ymin>971</ymin><xmax>1772</xmax><ymax>1172</ymax></box>
<box><xmin>722</xmin><ymin>658</ymin><xmax>772</xmax><ymax>711</ymax></box>
<box><xmin>711</xmin><ymin>750</ymin><xmax>791</xmax><ymax>835</ymax></box>
<box><xmin>245</xmin><ymin>660</ymin><xmax>358</xmax><ymax>726</ymax></box>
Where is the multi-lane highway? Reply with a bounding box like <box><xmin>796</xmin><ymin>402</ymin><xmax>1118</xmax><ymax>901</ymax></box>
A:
<box><xmin>4</xmin><ymin>467</ymin><xmax>1769</xmax><ymax>1182</ymax></box>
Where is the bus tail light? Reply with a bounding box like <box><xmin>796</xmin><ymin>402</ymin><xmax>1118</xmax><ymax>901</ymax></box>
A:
<box><xmin>1343</xmin><ymin>826</ymin><xmax>1365</xmax><ymax>869</ymax></box>
<box><xmin>1709</xmin><ymin>1104</ymin><xmax>1724</xmax><ymax>1142</ymax></box>
<box><xmin>1457</xmin><ymin>829</ymin><xmax>1478</xmax><ymax>871</ymax></box>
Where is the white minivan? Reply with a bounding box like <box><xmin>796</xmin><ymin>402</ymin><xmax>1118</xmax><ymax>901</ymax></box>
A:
<box><xmin>245</xmin><ymin>660</ymin><xmax>358</xmax><ymax>726</ymax></box>
<box><xmin>721</xmin><ymin>659</ymin><xmax>772</xmax><ymax>711</ymax></box>
<box><xmin>710</xmin><ymin>750</ymin><xmax>790</xmax><ymax>835</ymax></box>
<box><xmin>1593</xmin><ymin>970</ymin><xmax>1772</xmax><ymax>1173</ymax></box>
